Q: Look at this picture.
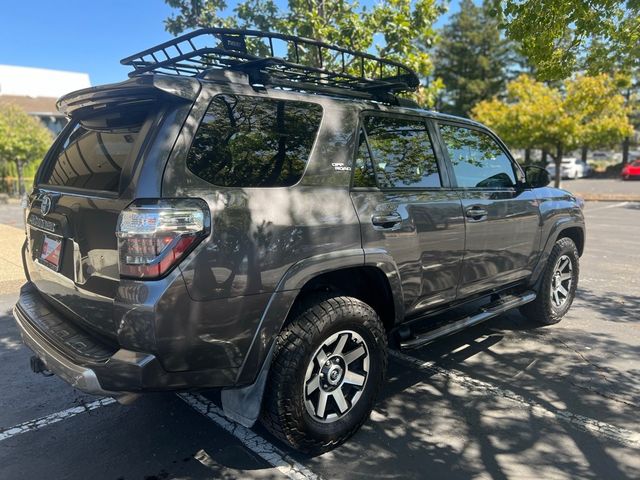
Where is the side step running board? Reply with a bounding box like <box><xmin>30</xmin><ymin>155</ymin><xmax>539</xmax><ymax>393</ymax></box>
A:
<box><xmin>400</xmin><ymin>291</ymin><xmax>537</xmax><ymax>350</ymax></box>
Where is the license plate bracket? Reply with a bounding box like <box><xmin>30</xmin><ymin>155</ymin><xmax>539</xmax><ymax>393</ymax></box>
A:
<box><xmin>39</xmin><ymin>235</ymin><xmax>63</xmax><ymax>271</ymax></box>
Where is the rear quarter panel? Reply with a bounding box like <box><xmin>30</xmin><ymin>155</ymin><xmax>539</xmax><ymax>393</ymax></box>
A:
<box><xmin>160</xmin><ymin>84</ymin><xmax>363</xmax><ymax>379</ymax></box>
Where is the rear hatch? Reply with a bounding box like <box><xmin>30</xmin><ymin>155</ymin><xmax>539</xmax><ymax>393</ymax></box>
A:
<box><xmin>25</xmin><ymin>76</ymin><xmax>199</xmax><ymax>340</ymax></box>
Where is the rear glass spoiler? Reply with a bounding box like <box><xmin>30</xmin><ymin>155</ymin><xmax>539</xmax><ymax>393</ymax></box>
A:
<box><xmin>56</xmin><ymin>75</ymin><xmax>201</xmax><ymax>118</ymax></box>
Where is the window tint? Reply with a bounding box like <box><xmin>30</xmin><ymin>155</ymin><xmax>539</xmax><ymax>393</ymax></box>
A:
<box><xmin>360</xmin><ymin>116</ymin><xmax>441</xmax><ymax>189</ymax></box>
<box><xmin>43</xmin><ymin>105</ymin><xmax>149</xmax><ymax>192</ymax></box>
<box><xmin>352</xmin><ymin>128</ymin><xmax>377</xmax><ymax>187</ymax></box>
<box><xmin>187</xmin><ymin>95</ymin><xmax>323</xmax><ymax>187</ymax></box>
<box><xmin>439</xmin><ymin>124</ymin><xmax>516</xmax><ymax>188</ymax></box>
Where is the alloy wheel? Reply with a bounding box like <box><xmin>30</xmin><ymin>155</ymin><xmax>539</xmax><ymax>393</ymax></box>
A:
<box><xmin>303</xmin><ymin>330</ymin><xmax>370</xmax><ymax>423</ymax></box>
<box><xmin>550</xmin><ymin>254</ymin><xmax>573</xmax><ymax>307</ymax></box>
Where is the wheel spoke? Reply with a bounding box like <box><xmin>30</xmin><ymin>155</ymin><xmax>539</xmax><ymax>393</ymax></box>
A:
<box><xmin>315</xmin><ymin>348</ymin><xmax>328</xmax><ymax>367</ymax></box>
<box><xmin>560</xmin><ymin>273</ymin><xmax>572</xmax><ymax>281</ymax></box>
<box><xmin>553</xmin><ymin>291</ymin><xmax>561</xmax><ymax>306</ymax></box>
<box><xmin>558</xmin><ymin>285</ymin><xmax>568</xmax><ymax>296</ymax></box>
<box><xmin>306</xmin><ymin>374</ymin><xmax>320</xmax><ymax>395</ymax></box>
<box><xmin>343</xmin><ymin>345</ymin><xmax>366</xmax><ymax>365</ymax></box>
<box><xmin>316</xmin><ymin>391</ymin><xmax>329</xmax><ymax>418</ymax></box>
<box><xmin>332</xmin><ymin>333</ymin><xmax>348</xmax><ymax>356</ymax></box>
<box><xmin>343</xmin><ymin>370</ymin><xmax>365</xmax><ymax>387</ymax></box>
<box><xmin>332</xmin><ymin>388</ymin><xmax>349</xmax><ymax>413</ymax></box>
<box><xmin>559</xmin><ymin>258</ymin><xmax>570</xmax><ymax>272</ymax></box>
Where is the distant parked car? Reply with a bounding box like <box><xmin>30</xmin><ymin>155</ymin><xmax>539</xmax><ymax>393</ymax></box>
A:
<box><xmin>621</xmin><ymin>160</ymin><xmax>640</xmax><ymax>180</ymax></box>
<box><xmin>590</xmin><ymin>151</ymin><xmax>612</xmax><ymax>162</ymax></box>
<box><xmin>547</xmin><ymin>157</ymin><xmax>592</xmax><ymax>179</ymax></box>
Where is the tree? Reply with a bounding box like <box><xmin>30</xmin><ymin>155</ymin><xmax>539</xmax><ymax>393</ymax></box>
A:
<box><xmin>472</xmin><ymin>74</ymin><xmax>633</xmax><ymax>187</ymax></box>
<box><xmin>565</xmin><ymin>74</ymin><xmax>634</xmax><ymax>162</ymax></box>
<box><xmin>493</xmin><ymin>1</ymin><xmax>640</xmax><ymax>163</ymax></box>
<box><xmin>493</xmin><ymin>1</ymin><xmax>640</xmax><ymax>81</ymax></box>
<box><xmin>0</xmin><ymin>104</ymin><xmax>52</xmax><ymax>196</ymax></box>
<box><xmin>434</xmin><ymin>0</ymin><xmax>514</xmax><ymax>116</ymax></box>
<box><xmin>164</xmin><ymin>0</ymin><xmax>445</xmax><ymax>106</ymax></box>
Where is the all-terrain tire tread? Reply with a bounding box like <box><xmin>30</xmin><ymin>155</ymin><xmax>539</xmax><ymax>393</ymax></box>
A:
<box><xmin>521</xmin><ymin>237</ymin><xmax>579</xmax><ymax>325</ymax></box>
<box><xmin>260</xmin><ymin>294</ymin><xmax>387</xmax><ymax>453</ymax></box>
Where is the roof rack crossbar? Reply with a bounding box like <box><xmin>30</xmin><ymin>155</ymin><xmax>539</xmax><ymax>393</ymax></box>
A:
<box><xmin>121</xmin><ymin>28</ymin><xmax>419</xmax><ymax>100</ymax></box>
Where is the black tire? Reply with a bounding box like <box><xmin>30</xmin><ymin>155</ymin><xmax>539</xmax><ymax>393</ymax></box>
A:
<box><xmin>260</xmin><ymin>295</ymin><xmax>387</xmax><ymax>454</ymax></box>
<box><xmin>520</xmin><ymin>237</ymin><xmax>580</xmax><ymax>325</ymax></box>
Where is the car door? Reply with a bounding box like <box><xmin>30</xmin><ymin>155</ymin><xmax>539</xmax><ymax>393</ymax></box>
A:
<box><xmin>350</xmin><ymin>113</ymin><xmax>465</xmax><ymax>317</ymax></box>
<box><xmin>436</xmin><ymin>121</ymin><xmax>542</xmax><ymax>297</ymax></box>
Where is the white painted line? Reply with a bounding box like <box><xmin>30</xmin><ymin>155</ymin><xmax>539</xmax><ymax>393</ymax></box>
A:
<box><xmin>0</xmin><ymin>397</ymin><xmax>116</xmax><ymax>442</ymax></box>
<box><xmin>177</xmin><ymin>393</ymin><xmax>322</xmax><ymax>480</ymax></box>
<box><xmin>390</xmin><ymin>350</ymin><xmax>640</xmax><ymax>449</ymax></box>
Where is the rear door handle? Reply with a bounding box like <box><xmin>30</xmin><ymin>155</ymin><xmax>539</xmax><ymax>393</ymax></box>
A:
<box><xmin>465</xmin><ymin>206</ymin><xmax>488</xmax><ymax>221</ymax></box>
<box><xmin>371</xmin><ymin>212</ymin><xmax>402</xmax><ymax>229</ymax></box>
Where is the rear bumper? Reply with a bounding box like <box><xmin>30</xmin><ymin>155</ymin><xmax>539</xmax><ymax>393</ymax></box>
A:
<box><xmin>13</xmin><ymin>283</ymin><xmax>237</xmax><ymax>394</ymax></box>
<box><xmin>13</xmin><ymin>303</ymin><xmax>112</xmax><ymax>395</ymax></box>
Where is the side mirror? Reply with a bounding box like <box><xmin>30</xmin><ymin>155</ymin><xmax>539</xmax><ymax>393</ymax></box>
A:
<box><xmin>524</xmin><ymin>165</ymin><xmax>551</xmax><ymax>188</ymax></box>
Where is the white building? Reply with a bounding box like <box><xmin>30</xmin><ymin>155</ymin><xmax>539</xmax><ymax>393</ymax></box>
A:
<box><xmin>0</xmin><ymin>65</ymin><xmax>91</xmax><ymax>134</ymax></box>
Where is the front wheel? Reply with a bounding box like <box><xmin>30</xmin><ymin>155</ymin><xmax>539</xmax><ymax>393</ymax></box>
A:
<box><xmin>260</xmin><ymin>295</ymin><xmax>387</xmax><ymax>454</ymax></box>
<box><xmin>521</xmin><ymin>237</ymin><xmax>580</xmax><ymax>325</ymax></box>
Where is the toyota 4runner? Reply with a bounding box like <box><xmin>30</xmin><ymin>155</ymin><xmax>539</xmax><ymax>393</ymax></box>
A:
<box><xmin>13</xmin><ymin>29</ymin><xmax>585</xmax><ymax>453</ymax></box>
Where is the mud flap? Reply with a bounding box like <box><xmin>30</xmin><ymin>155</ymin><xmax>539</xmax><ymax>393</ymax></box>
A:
<box><xmin>220</xmin><ymin>345</ymin><xmax>274</xmax><ymax>427</ymax></box>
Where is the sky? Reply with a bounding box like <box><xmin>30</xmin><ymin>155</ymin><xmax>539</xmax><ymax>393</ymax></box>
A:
<box><xmin>0</xmin><ymin>0</ymin><xmax>459</xmax><ymax>86</ymax></box>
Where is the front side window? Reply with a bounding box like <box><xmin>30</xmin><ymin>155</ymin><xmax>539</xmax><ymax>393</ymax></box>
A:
<box><xmin>353</xmin><ymin>115</ymin><xmax>441</xmax><ymax>189</ymax></box>
<box><xmin>186</xmin><ymin>95</ymin><xmax>323</xmax><ymax>188</ymax></box>
<box><xmin>439</xmin><ymin>124</ymin><xmax>516</xmax><ymax>188</ymax></box>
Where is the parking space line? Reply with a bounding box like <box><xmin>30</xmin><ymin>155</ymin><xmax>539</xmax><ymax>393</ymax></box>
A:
<box><xmin>177</xmin><ymin>393</ymin><xmax>322</xmax><ymax>480</ymax></box>
<box><xmin>390</xmin><ymin>350</ymin><xmax>640</xmax><ymax>448</ymax></box>
<box><xmin>0</xmin><ymin>397</ymin><xmax>116</xmax><ymax>442</ymax></box>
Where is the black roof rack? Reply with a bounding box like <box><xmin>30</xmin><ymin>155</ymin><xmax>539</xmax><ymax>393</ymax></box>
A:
<box><xmin>120</xmin><ymin>28</ymin><xmax>419</xmax><ymax>102</ymax></box>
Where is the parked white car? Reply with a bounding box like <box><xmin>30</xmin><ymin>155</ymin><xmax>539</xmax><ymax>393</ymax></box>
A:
<box><xmin>546</xmin><ymin>157</ymin><xmax>592</xmax><ymax>179</ymax></box>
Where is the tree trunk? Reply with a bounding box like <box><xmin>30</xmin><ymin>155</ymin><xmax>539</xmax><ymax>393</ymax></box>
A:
<box><xmin>524</xmin><ymin>148</ymin><xmax>531</xmax><ymax>164</ymax></box>
<box><xmin>554</xmin><ymin>145</ymin><xmax>563</xmax><ymax>188</ymax></box>
<box><xmin>622</xmin><ymin>87</ymin><xmax>631</xmax><ymax>165</ymax></box>
<box><xmin>16</xmin><ymin>160</ymin><xmax>25</xmax><ymax>197</ymax></box>
<box><xmin>622</xmin><ymin>136</ymin><xmax>630</xmax><ymax>165</ymax></box>
<box><xmin>541</xmin><ymin>149</ymin><xmax>548</xmax><ymax>167</ymax></box>
<box><xmin>581</xmin><ymin>146</ymin><xmax>588</xmax><ymax>163</ymax></box>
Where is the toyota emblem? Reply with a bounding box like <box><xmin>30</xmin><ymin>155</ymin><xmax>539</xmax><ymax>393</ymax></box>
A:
<box><xmin>41</xmin><ymin>195</ymin><xmax>52</xmax><ymax>216</ymax></box>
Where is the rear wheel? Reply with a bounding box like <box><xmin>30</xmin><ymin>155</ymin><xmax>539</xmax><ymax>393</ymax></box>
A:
<box><xmin>260</xmin><ymin>295</ymin><xmax>387</xmax><ymax>454</ymax></box>
<box><xmin>520</xmin><ymin>237</ymin><xmax>579</xmax><ymax>325</ymax></box>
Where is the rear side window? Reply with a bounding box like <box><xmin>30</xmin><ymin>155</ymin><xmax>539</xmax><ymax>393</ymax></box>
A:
<box><xmin>353</xmin><ymin>115</ymin><xmax>441</xmax><ymax>189</ymax></box>
<box><xmin>439</xmin><ymin>124</ymin><xmax>516</xmax><ymax>188</ymax></box>
<box><xmin>42</xmin><ymin>104</ymin><xmax>150</xmax><ymax>192</ymax></box>
<box><xmin>186</xmin><ymin>95</ymin><xmax>323</xmax><ymax>187</ymax></box>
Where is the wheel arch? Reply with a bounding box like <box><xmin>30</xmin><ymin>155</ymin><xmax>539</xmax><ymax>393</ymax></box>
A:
<box><xmin>530</xmin><ymin>219</ymin><xmax>585</xmax><ymax>289</ymax></box>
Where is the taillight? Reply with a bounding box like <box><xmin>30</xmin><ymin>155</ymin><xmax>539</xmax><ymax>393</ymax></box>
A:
<box><xmin>116</xmin><ymin>199</ymin><xmax>210</xmax><ymax>279</ymax></box>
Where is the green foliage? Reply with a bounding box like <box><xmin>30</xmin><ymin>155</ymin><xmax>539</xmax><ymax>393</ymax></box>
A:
<box><xmin>494</xmin><ymin>0</ymin><xmax>640</xmax><ymax>80</ymax></box>
<box><xmin>434</xmin><ymin>0</ymin><xmax>514</xmax><ymax>116</ymax></box>
<box><xmin>472</xmin><ymin>73</ymin><xmax>633</xmax><ymax>185</ymax></box>
<box><xmin>0</xmin><ymin>104</ymin><xmax>52</xmax><ymax>195</ymax></box>
<box><xmin>164</xmin><ymin>0</ymin><xmax>445</xmax><ymax>106</ymax></box>
<box><xmin>0</xmin><ymin>104</ymin><xmax>52</xmax><ymax>169</ymax></box>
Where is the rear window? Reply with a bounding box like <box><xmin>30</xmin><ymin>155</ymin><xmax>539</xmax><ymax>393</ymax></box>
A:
<box><xmin>186</xmin><ymin>95</ymin><xmax>323</xmax><ymax>188</ymax></box>
<box><xmin>42</xmin><ymin>104</ymin><xmax>151</xmax><ymax>192</ymax></box>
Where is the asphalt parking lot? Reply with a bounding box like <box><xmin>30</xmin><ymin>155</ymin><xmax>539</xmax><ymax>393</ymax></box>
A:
<box><xmin>1</xmin><ymin>200</ymin><xmax>639</xmax><ymax>480</ymax></box>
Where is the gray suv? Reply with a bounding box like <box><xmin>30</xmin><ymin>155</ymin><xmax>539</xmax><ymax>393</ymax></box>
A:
<box><xmin>13</xmin><ymin>29</ymin><xmax>585</xmax><ymax>453</ymax></box>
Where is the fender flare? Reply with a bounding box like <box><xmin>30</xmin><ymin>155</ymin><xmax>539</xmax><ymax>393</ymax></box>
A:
<box><xmin>529</xmin><ymin>218</ymin><xmax>585</xmax><ymax>288</ymax></box>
